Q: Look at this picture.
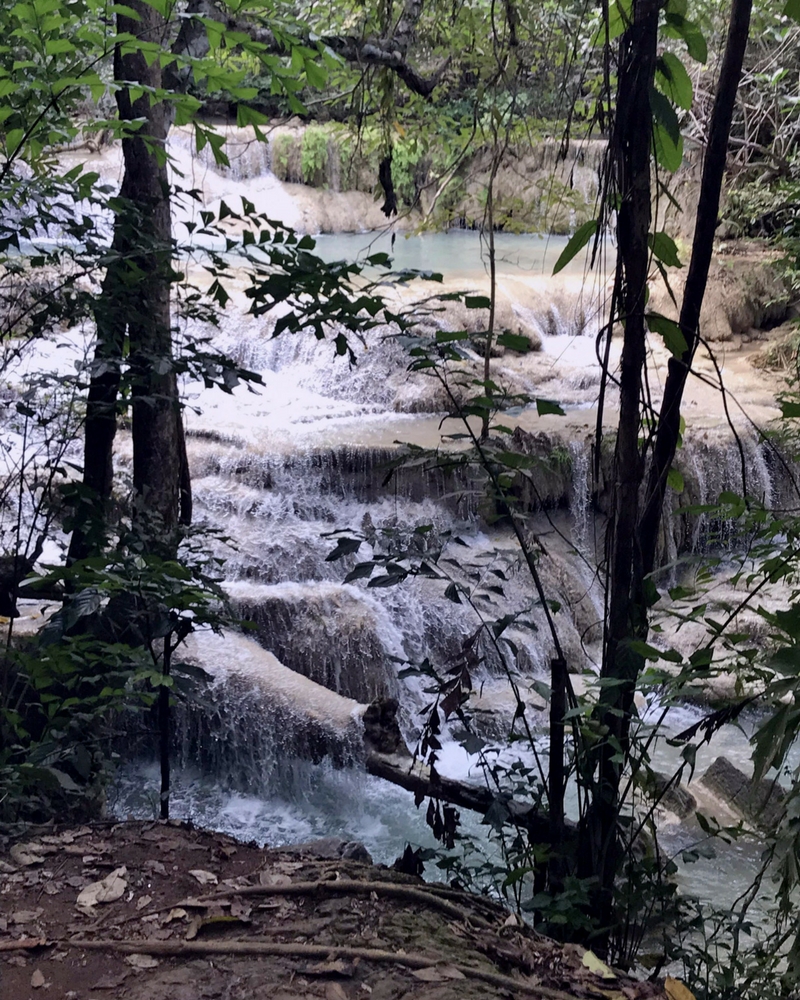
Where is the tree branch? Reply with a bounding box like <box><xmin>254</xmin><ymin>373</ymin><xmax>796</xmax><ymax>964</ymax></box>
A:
<box><xmin>169</xmin><ymin>0</ymin><xmax>449</xmax><ymax>100</ymax></box>
<box><xmin>365</xmin><ymin>750</ymin><xmax>556</xmax><ymax>844</ymax></box>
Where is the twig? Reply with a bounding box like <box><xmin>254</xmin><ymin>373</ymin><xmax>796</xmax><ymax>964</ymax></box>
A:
<box><xmin>0</xmin><ymin>938</ymin><xmax>46</xmax><ymax>952</ymax></box>
<box><xmin>68</xmin><ymin>938</ymin><xmax>582</xmax><ymax>999</ymax></box>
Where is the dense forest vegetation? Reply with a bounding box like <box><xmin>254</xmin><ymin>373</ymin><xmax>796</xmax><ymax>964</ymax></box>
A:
<box><xmin>3</xmin><ymin>0</ymin><xmax>800</xmax><ymax>996</ymax></box>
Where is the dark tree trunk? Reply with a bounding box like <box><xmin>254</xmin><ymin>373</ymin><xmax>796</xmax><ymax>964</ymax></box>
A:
<box><xmin>67</xmin><ymin>246</ymin><xmax>125</xmax><ymax>562</ymax></box>
<box><xmin>582</xmin><ymin>0</ymin><xmax>754</xmax><ymax>946</ymax></box>
<box><xmin>638</xmin><ymin>0</ymin><xmax>754</xmax><ymax>578</ymax></box>
<box><xmin>70</xmin><ymin>1</ymin><xmax>190</xmax><ymax>561</ymax></box>
<box><xmin>581</xmin><ymin>0</ymin><xmax>660</xmax><ymax>928</ymax></box>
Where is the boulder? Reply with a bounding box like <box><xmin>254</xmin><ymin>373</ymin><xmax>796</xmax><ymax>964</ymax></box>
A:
<box><xmin>285</xmin><ymin>836</ymin><xmax>373</xmax><ymax>864</ymax></box>
<box><xmin>653</xmin><ymin>772</ymin><xmax>697</xmax><ymax>819</ymax></box>
<box><xmin>700</xmin><ymin>756</ymin><xmax>785</xmax><ymax>829</ymax></box>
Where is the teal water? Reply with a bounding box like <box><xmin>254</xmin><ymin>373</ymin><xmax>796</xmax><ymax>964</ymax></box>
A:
<box><xmin>310</xmin><ymin>229</ymin><xmax>603</xmax><ymax>280</ymax></box>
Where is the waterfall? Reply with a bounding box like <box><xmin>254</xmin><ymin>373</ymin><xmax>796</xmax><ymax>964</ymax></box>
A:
<box><xmin>11</xmin><ymin>172</ymin><xmax>792</xmax><ymax>858</ymax></box>
<box><xmin>569</xmin><ymin>440</ymin><xmax>592</xmax><ymax>552</ymax></box>
<box><xmin>175</xmin><ymin>630</ymin><xmax>366</xmax><ymax>788</ymax></box>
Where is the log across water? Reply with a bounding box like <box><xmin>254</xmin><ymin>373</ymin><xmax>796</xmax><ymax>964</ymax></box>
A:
<box><xmin>185</xmin><ymin>628</ymin><xmax>552</xmax><ymax>841</ymax></box>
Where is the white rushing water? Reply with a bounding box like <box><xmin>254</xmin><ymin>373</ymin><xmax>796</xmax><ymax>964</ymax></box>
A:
<box><xmin>6</xmin><ymin>135</ymin><xmax>793</xmax><ymax>908</ymax></box>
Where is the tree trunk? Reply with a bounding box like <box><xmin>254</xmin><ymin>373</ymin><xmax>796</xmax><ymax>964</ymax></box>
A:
<box><xmin>70</xmin><ymin>1</ymin><xmax>190</xmax><ymax>561</ymax></box>
<box><xmin>581</xmin><ymin>0</ymin><xmax>660</xmax><ymax>927</ymax></box>
<box><xmin>638</xmin><ymin>0</ymin><xmax>754</xmax><ymax>578</ymax></box>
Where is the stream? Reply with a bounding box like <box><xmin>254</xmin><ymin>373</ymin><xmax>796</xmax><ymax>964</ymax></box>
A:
<box><xmin>6</xmin><ymin>139</ymin><xmax>793</xmax><ymax>924</ymax></box>
<box><xmin>117</xmin><ymin>224</ymin><xmax>782</xmax><ymax>914</ymax></box>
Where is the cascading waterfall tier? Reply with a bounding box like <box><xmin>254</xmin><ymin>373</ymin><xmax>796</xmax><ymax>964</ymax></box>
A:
<box><xmin>175</xmin><ymin>630</ymin><xmax>367</xmax><ymax>792</ymax></box>
<box><xmin>224</xmin><ymin>580</ymin><xmax>405</xmax><ymax>704</ymax></box>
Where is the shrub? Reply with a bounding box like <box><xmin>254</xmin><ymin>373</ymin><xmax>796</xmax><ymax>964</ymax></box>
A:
<box><xmin>270</xmin><ymin>134</ymin><xmax>294</xmax><ymax>182</ymax></box>
<box><xmin>301</xmin><ymin>126</ymin><xmax>330</xmax><ymax>188</ymax></box>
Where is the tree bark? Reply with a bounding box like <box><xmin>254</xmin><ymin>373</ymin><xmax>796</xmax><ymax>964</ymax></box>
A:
<box><xmin>638</xmin><ymin>0</ymin><xmax>754</xmax><ymax>578</ymax></box>
<box><xmin>71</xmin><ymin>1</ymin><xmax>189</xmax><ymax>560</ymax></box>
<box><xmin>582</xmin><ymin>0</ymin><xmax>660</xmax><ymax>927</ymax></box>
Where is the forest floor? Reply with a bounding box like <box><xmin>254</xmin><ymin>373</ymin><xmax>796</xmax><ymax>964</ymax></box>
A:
<box><xmin>0</xmin><ymin>820</ymin><xmax>675</xmax><ymax>1000</ymax></box>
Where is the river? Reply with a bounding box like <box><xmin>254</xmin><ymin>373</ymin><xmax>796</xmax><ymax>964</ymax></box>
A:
<box><xmin>5</xmin><ymin>139</ymin><xmax>792</xmax><ymax>921</ymax></box>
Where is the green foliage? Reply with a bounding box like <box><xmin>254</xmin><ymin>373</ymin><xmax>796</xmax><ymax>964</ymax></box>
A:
<box><xmin>270</xmin><ymin>133</ymin><xmax>294</xmax><ymax>182</ymax></box>
<box><xmin>301</xmin><ymin>125</ymin><xmax>330</xmax><ymax>187</ymax></box>
<box><xmin>724</xmin><ymin>177</ymin><xmax>800</xmax><ymax>296</ymax></box>
<box><xmin>0</xmin><ymin>510</ymin><xmax>228</xmax><ymax>822</ymax></box>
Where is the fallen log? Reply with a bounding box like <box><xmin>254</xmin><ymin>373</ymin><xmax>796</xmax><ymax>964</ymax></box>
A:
<box><xmin>186</xmin><ymin>629</ymin><xmax>553</xmax><ymax>840</ymax></box>
<box><xmin>365</xmin><ymin>749</ymin><xmax>553</xmax><ymax>843</ymax></box>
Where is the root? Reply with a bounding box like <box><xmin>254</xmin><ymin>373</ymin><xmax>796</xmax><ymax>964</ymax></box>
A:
<box><xmin>68</xmin><ymin>937</ymin><xmax>578</xmax><ymax>999</ymax></box>
<box><xmin>178</xmin><ymin>878</ymin><xmax>492</xmax><ymax>927</ymax></box>
<box><xmin>0</xmin><ymin>938</ymin><xmax>46</xmax><ymax>952</ymax></box>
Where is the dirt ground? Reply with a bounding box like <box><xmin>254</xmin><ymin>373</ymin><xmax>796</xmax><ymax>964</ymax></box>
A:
<box><xmin>0</xmin><ymin>821</ymin><xmax>672</xmax><ymax>1000</ymax></box>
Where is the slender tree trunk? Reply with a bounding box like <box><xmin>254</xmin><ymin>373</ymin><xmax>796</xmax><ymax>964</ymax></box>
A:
<box><xmin>638</xmin><ymin>0</ymin><xmax>754</xmax><ymax>577</ymax></box>
<box><xmin>480</xmin><ymin>157</ymin><xmax>499</xmax><ymax>442</ymax></box>
<box><xmin>548</xmin><ymin>655</ymin><xmax>567</xmax><ymax>891</ymax></box>
<box><xmin>581</xmin><ymin>0</ymin><xmax>660</xmax><ymax>930</ymax></box>
<box><xmin>67</xmin><ymin>254</ymin><xmax>125</xmax><ymax>562</ymax></box>
<box><xmin>582</xmin><ymin>0</ymin><xmax>754</xmax><ymax>946</ymax></box>
<box><xmin>160</xmin><ymin>636</ymin><xmax>172</xmax><ymax>819</ymax></box>
<box><xmin>70</xmin><ymin>1</ymin><xmax>190</xmax><ymax>561</ymax></box>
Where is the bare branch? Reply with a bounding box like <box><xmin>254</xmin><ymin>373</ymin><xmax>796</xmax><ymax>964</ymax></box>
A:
<box><xmin>169</xmin><ymin>0</ymin><xmax>449</xmax><ymax>100</ymax></box>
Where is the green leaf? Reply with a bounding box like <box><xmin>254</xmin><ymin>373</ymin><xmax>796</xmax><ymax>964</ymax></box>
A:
<box><xmin>325</xmin><ymin>537</ymin><xmax>362</xmax><ymax>561</ymax></box>
<box><xmin>5</xmin><ymin>127</ymin><xmax>24</xmax><ymax>155</ymax></box>
<box><xmin>237</xmin><ymin>104</ymin><xmax>270</xmax><ymax>127</ymax></box>
<box><xmin>344</xmin><ymin>561</ymin><xmax>375</xmax><ymax>583</ymax></box>
<box><xmin>45</xmin><ymin>38</ymin><xmax>74</xmax><ymax>55</ymax></box>
<box><xmin>536</xmin><ymin>398</ymin><xmax>566</xmax><ymax>416</ymax></box>
<box><xmin>650</xmin><ymin>88</ymin><xmax>681</xmax><ymax>145</ymax></box>
<box><xmin>664</xmin><ymin>13</ymin><xmax>708</xmax><ymax>63</ymax></box>
<box><xmin>648</xmin><ymin>231</ymin><xmax>682</xmax><ymax>268</ymax></box>
<box><xmin>780</xmin><ymin>400</ymin><xmax>800</xmax><ymax>418</ymax></box>
<box><xmin>628</xmin><ymin>640</ymin><xmax>663</xmax><ymax>661</ymax></box>
<box><xmin>653</xmin><ymin>119</ymin><xmax>684</xmax><ymax>172</ymax></box>
<box><xmin>465</xmin><ymin>295</ymin><xmax>491</xmax><ymax>309</ymax></box>
<box><xmin>667</xmin><ymin>467</ymin><xmax>684</xmax><ymax>493</ymax></box>
<box><xmin>646</xmin><ymin>313</ymin><xmax>688</xmax><ymax>357</ymax></box>
<box><xmin>786</xmin><ymin>0</ymin><xmax>800</xmax><ymax>21</ymax></box>
<box><xmin>656</xmin><ymin>53</ymin><xmax>693</xmax><ymax>111</ymax></box>
<box><xmin>435</xmin><ymin>329</ymin><xmax>471</xmax><ymax>344</ymax></box>
<box><xmin>495</xmin><ymin>332</ymin><xmax>533</xmax><ymax>352</ymax></box>
<box><xmin>111</xmin><ymin>4</ymin><xmax>143</xmax><ymax>19</ymax></box>
<box><xmin>304</xmin><ymin>58</ymin><xmax>326</xmax><ymax>89</ymax></box>
<box><xmin>552</xmin><ymin>220</ymin><xmax>598</xmax><ymax>274</ymax></box>
<box><xmin>595</xmin><ymin>0</ymin><xmax>632</xmax><ymax>43</ymax></box>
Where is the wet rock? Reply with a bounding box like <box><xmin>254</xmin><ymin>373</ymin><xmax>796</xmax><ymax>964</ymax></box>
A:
<box><xmin>653</xmin><ymin>772</ymin><xmax>697</xmax><ymax>819</ymax></box>
<box><xmin>362</xmin><ymin>698</ymin><xmax>407</xmax><ymax>755</ymax></box>
<box><xmin>285</xmin><ymin>836</ymin><xmax>373</xmax><ymax>864</ymax></box>
<box><xmin>701</xmin><ymin>756</ymin><xmax>785</xmax><ymax>829</ymax></box>
<box><xmin>649</xmin><ymin>256</ymin><xmax>791</xmax><ymax>343</ymax></box>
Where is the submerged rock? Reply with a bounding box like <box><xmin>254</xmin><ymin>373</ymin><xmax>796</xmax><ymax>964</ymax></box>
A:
<box><xmin>653</xmin><ymin>772</ymin><xmax>697</xmax><ymax>820</ymax></box>
<box><xmin>700</xmin><ymin>756</ymin><xmax>785</xmax><ymax>829</ymax></box>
